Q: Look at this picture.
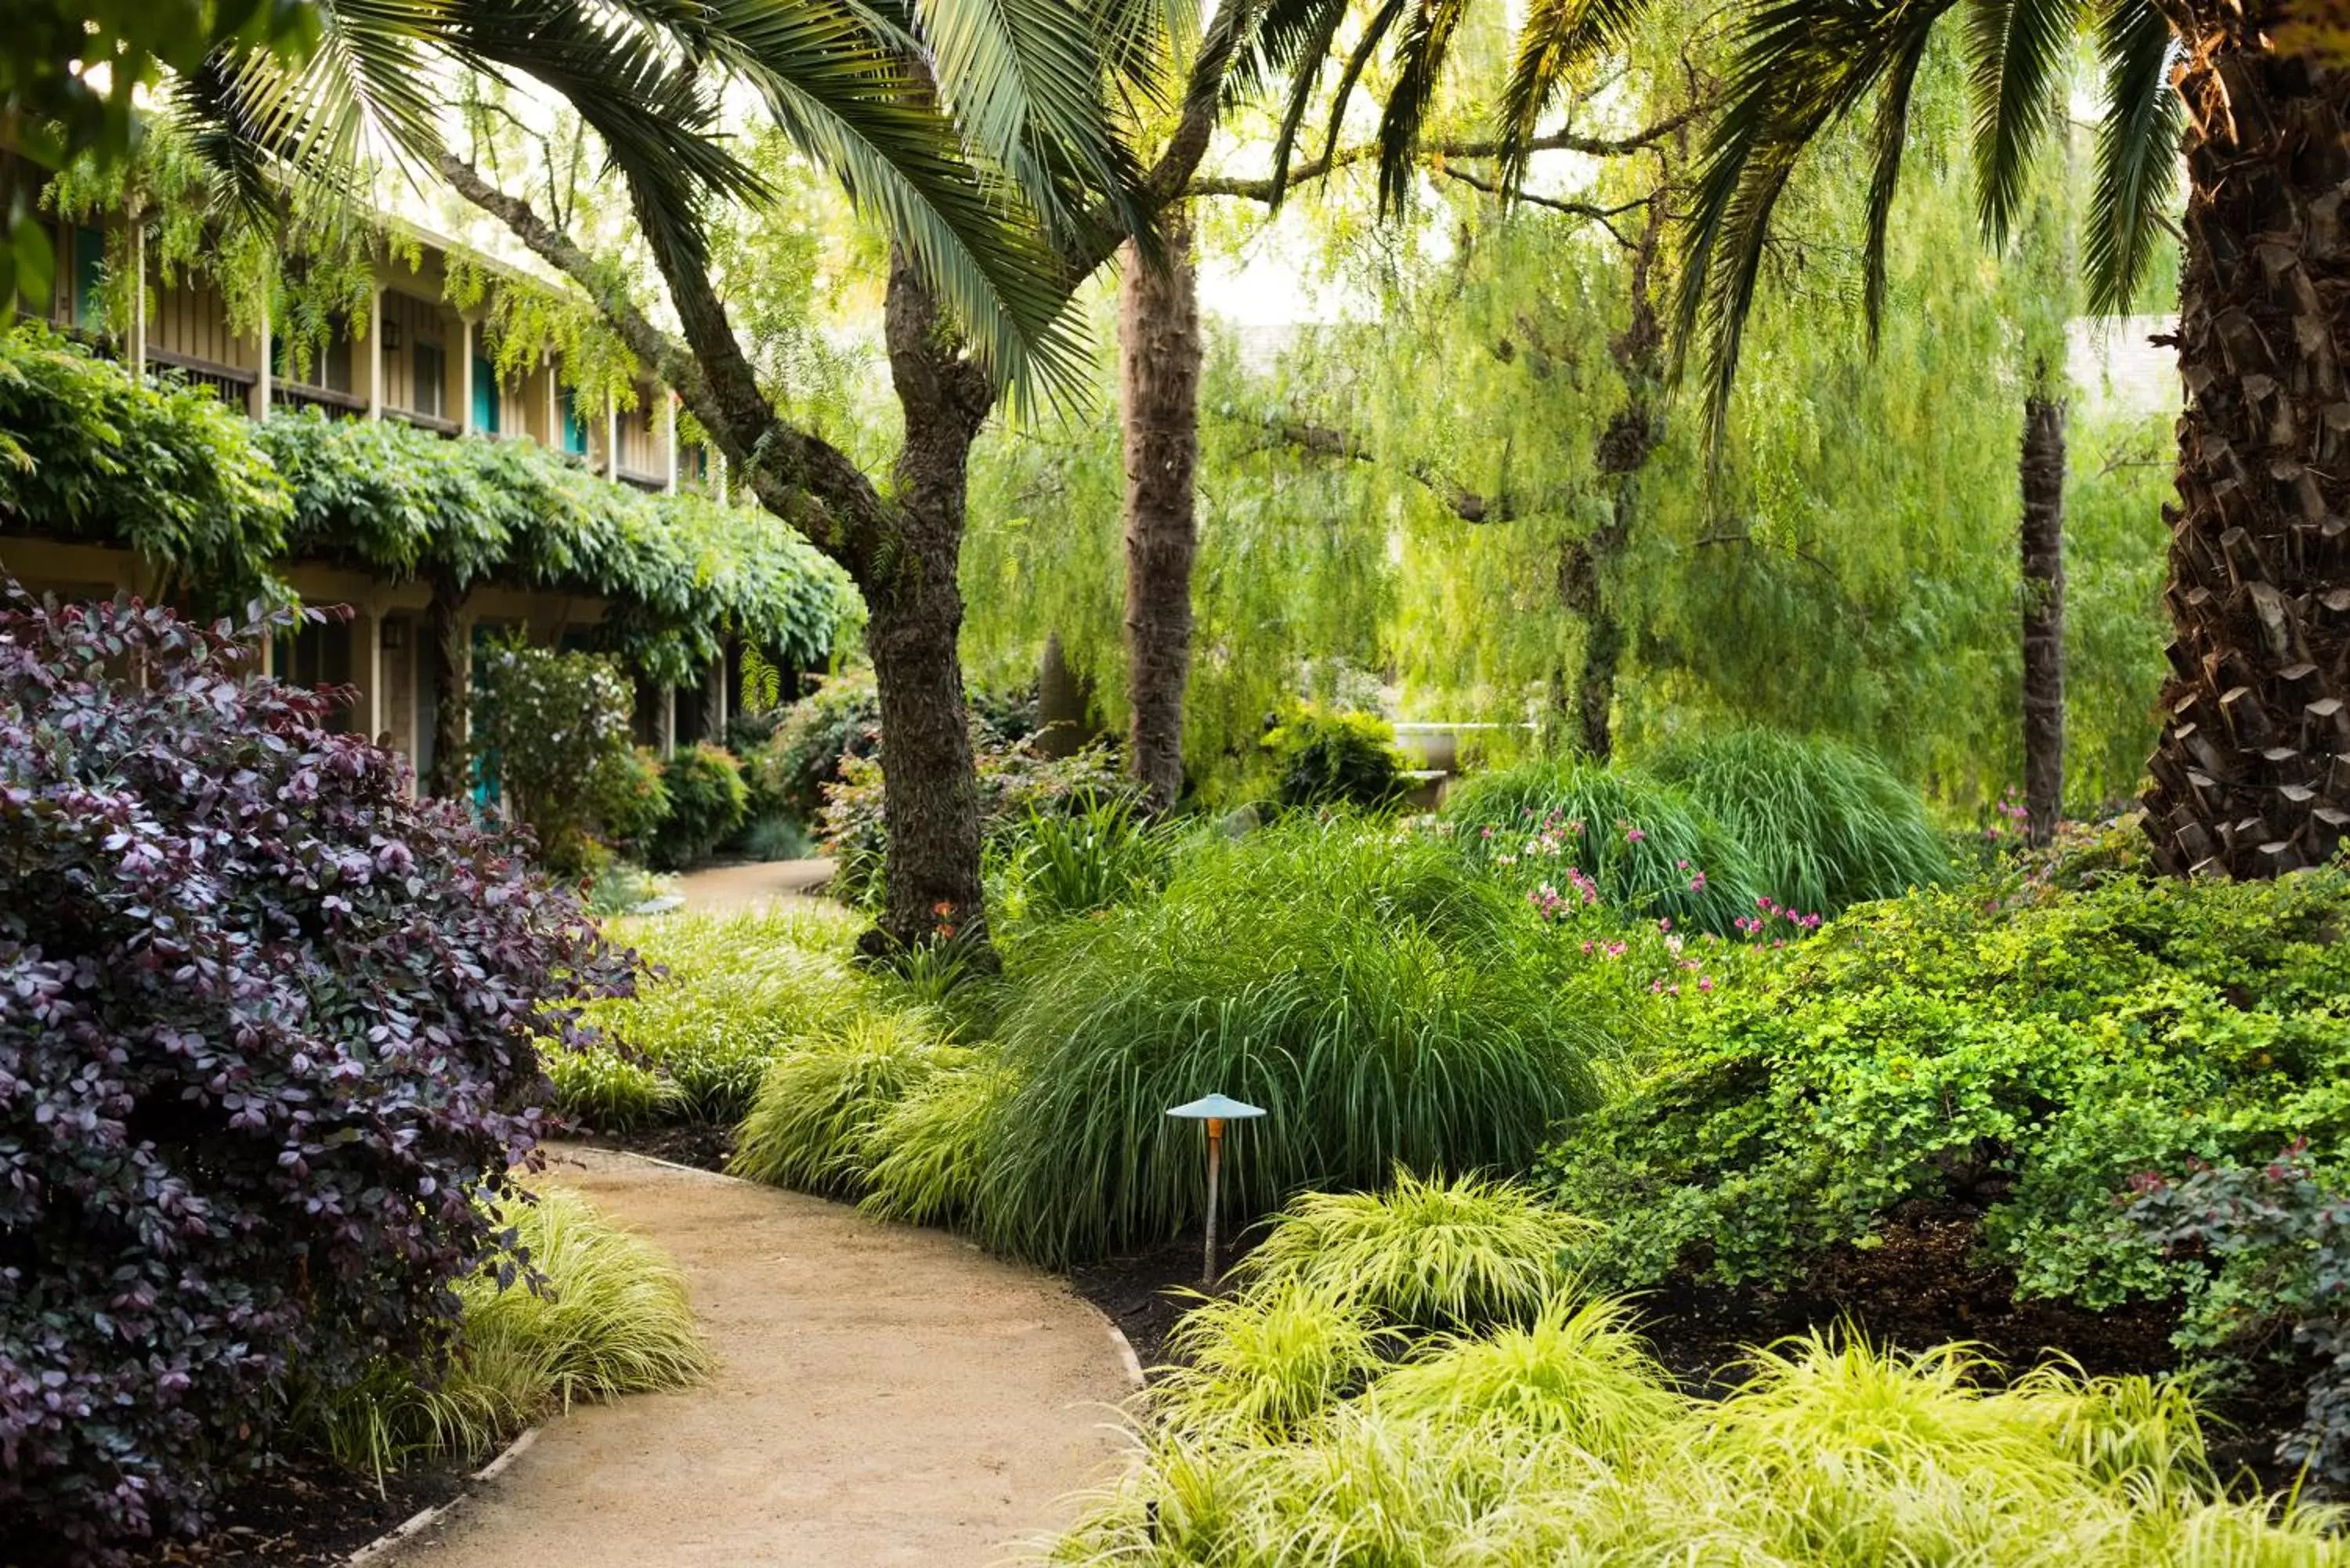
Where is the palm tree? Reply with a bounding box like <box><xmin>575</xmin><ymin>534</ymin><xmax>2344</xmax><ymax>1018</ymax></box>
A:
<box><xmin>1276</xmin><ymin>0</ymin><xmax>2347</xmax><ymax>876</ymax></box>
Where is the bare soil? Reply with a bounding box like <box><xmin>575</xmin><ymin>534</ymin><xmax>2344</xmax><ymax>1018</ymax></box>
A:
<box><xmin>117</xmin><ymin>1457</ymin><xmax>468</xmax><ymax>1568</ymax></box>
<box><xmin>377</xmin><ymin>1144</ymin><xmax>1133</xmax><ymax>1568</ymax></box>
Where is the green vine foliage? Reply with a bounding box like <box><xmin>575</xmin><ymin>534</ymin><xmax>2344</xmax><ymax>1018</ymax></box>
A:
<box><xmin>0</xmin><ymin>328</ymin><xmax>856</xmax><ymax>678</ymax></box>
<box><xmin>0</xmin><ymin>326</ymin><xmax>290</xmax><ymax>607</ymax></box>
<box><xmin>254</xmin><ymin>411</ymin><xmax>859</xmax><ymax>683</ymax></box>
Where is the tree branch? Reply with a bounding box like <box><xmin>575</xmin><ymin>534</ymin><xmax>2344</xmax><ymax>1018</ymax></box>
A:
<box><xmin>1188</xmin><ymin>105</ymin><xmax>1707</xmax><ymax>204</ymax></box>
<box><xmin>434</xmin><ymin>153</ymin><xmax>891</xmax><ymax>568</ymax></box>
<box><xmin>1257</xmin><ymin>418</ymin><xmax>1513</xmax><ymax>522</ymax></box>
<box><xmin>1434</xmin><ymin>167</ymin><xmax>1650</xmax><ymax>247</ymax></box>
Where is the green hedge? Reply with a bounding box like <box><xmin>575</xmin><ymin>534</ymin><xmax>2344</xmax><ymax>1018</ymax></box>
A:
<box><xmin>0</xmin><ymin>326</ymin><xmax>859</xmax><ymax>679</ymax></box>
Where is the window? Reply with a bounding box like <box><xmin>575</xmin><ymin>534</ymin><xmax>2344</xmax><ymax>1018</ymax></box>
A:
<box><xmin>412</xmin><ymin>341</ymin><xmax>446</xmax><ymax>417</ymax></box>
<box><xmin>472</xmin><ymin>354</ymin><xmax>500</xmax><ymax>434</ymax></box>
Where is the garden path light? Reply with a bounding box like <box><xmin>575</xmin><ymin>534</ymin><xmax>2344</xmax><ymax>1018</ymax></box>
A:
<box><xmin>1166</xmin><ymin>1094</ymin><xmax>1266</xmax><ymax>1286</ymax></box>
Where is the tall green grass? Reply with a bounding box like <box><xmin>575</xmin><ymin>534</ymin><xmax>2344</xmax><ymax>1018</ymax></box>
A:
<box><xmin>972</xmin><ymin>818</ymin><xmax>1604</xmax><ymax>1267</ymax></box>
<box><xmin>1442</xmin><ymin>758</ymin><xmax>1764</xmax><ymax>930</ymax></box>
<box><xmin>309</xmin><ymin>1187</ymin><xmax>707</xmax><ymax>1479</ymax></box>
<box><xmin>1643</xmin><ymin>728</ymin><xmax>1951</xmax><ymax>913</ymax></box>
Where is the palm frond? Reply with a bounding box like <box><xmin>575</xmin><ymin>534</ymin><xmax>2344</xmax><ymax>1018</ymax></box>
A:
<box><xmin>1964</xmin><ymin>0</ymin><xmax>2081</xmax><ymax>245</ymax></box>
<box><xmin>1317</xmin><ymin>0</ymin><xmax>1408</xmax><ymax>172</ymax></box>
<box><xmin>1495</xmin><ymin>0</ymin><xmax>1659</xmax><ymax>196</ymax></box>
<box><xmin>1231</xmin><ymin>0</ymin><xmax>1355</xmax><ymax>204</ymax></box>
<box><xmin>2084</xmin><ymin>0</ymin><xmax>2180</xmax><ymax>313</ymax></box>
<box><xmin>1676</xmin><ymin>0</ymin><xmax>1959</xmax><ymax>441</ymax></box>
<box><xmin>1375</xmin><ymin>0</ymin><xmax>1475</xmax><ymax>214</ymax></box>
<box><xmin>1860</xmin><ymin>30</ymin><xmax>1934</xmax><ymax>342</ymax></box>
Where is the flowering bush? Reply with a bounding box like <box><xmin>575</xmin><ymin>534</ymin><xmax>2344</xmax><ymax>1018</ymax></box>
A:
<box><xmin>0</xmin><ymin>591</ymin><xmax>634</xmax><ymax>1563</ymax></box>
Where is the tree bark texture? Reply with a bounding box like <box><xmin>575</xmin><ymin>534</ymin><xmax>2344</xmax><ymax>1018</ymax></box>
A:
<box><xmin>1556</xmin><ymin>197</ymin><xmax>1668</xmax><ymax>761</ymax></box>
<box><xmin>426</xmin><ymin>577</ymin><xmax>471</xmax><ymax>800</ymax></box>
<box><xmin>2020</xmin><ymin>391</ymin><xmax>2066</xmax><ymax>848</ymax></box>
<box><xmin>1119</xmin><ymin>214</ymin><xmax>1204</xmax><ymax>811</ymax></box>
<box><xmin>865</xmin><ymin>252</ymin><xmax>996</xmax><ymax>958</ymax></box>
<box><xmin>2140</xmin><ymin>16</ymin><xmax>2350</xmax><ymax>875</ymax></box>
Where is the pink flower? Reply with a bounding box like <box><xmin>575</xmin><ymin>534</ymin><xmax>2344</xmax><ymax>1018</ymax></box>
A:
<box><xmin>1697</xmin><ymin>976</ymin><xmax>1713</xmax><ymax>992</ymax></box>
<box><xmin>1657</xmin><ymin>917</ymin><xmax>1672</xmax><ymax>934</ymax></box>
<box><xmin>1581</xmin><ymin>941</ymin><xmax>1594</xmax><ymax>955</ymax></box>
<box><xmin>1625</xmin><ymin>827</ymin><xmax>1647</xmax><ymax>844</ymax></box>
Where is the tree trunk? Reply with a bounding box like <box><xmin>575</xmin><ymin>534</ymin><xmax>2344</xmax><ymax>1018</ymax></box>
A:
<box><xmin>2140</xmin><ymin>17</ymin><xmax>2350</xmax><ymax>876</ymax></box>
<box><xmin>1555</xmin><ymin>196</ymin><xmax>1668</xmax><ymax>763</ymax></box>
<box><xmin>2019</xmin><ymin>388</ymin><xmax>2066</xmax><ymax>848</ymax></box>
<box><xmin>1119</xmin><ymin>212</ymin><xmax>1204</xmax><ymax>812</ymax></box>
<box><xmin>1037</xmin><ymin>630</ymin><xmax>1096</xmax><ymax>759</ymax></box>
<box><xmin>426</xmin><ymin>577</ymin><xmax>472</xmax><ymax>800</ymax></box>
<box><xmin>863</xmin><ymin>251</ymin><xmax>996</xmax><ymax>959</ymax></box>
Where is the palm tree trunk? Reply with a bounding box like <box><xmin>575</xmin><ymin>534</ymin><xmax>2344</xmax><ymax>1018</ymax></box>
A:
<box><xmin>2140</xmin><ymin>18</ymin><xmax>2350</xmax><ymax>875</ymax></box>
<box><xmin>1119</xmin><ymin>212</ymin><xmax>1203</xmax><ymax>812</ymax></box>
<box><xmin>2020</xmin><ymin>388</ymin><xmax>2066</xmax><ymax>848</ymax></box>
<box><xmin>866</xmin><ymin>252</ymin><xmax>994</xmax><ymax>959</ymax></box>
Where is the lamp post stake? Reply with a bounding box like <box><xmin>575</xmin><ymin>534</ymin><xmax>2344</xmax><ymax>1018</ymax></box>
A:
<box><xmin>1203</xmin><ymin>1117</ymin><xmax>1224</xmax><ymax>1286</ymax></box>
<box><xmin>1166</xmin><ymin>1093</ymin><xmax>1265</xmax><ymax>1290</ymax></box>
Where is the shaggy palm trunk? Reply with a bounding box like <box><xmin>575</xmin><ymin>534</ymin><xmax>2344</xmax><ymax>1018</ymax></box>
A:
<box><xmin>2140</xmin><ymin>17</ymin><xmax>2350</xmax><ymax>874</ymax></box>
<box><xmin>2020</xmin><ymin>390</ymin><xmax>2066</xmax><ymax>847</ymax></box>
<box><xmin>1119</xmin><ymin>213</ymin><xmax>1203</xmax><ymax>812</ymax></box>
<box><xmin>865</xmin><ymin>252</ymin><xmax>994</xmax><ymax>958</ymax></box>
<box><xmin>426</xmin><ymin>576</ymin><xmax>471</xmax><ymax>800</ymax></box>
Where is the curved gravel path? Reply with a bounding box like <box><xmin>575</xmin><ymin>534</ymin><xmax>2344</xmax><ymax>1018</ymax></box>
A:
<box><xmin>381</xmin><ymin>1145</ymin><xmax>1133</xmax><ymax>1568</ymax></box>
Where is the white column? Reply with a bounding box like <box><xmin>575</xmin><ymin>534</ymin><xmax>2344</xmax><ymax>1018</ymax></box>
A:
<box><xmin>660</xmin><ymin>687</ymin><xmax>677</xmax><ymax>759</ymax></box>
<box><xmin>251</xmin><ymin>284</ymin><xmax>273</xmax><ymax>421</ymax></box>
<box><xmin>707</xmin><ymin>651</ymin><xmax>729</xmax><ymax>741</ymax></box>
<box><xmin>663</xmin><ymin>392</ymin><xmax>679</xmax><ymax>494</ymax></box>
<box><xmin>714</xmin><ymin>451</ymin><xmax>728</xmax><ymax>506</ymax></box>
<box><xmin>349</xmin><ymin>605</ymin><xmax>385</xmax><ymax>740</ymax></box>
<box><xmin>545</xmin><ymin>357</ymin><xmax>560</xmax><ymax>449</ymax></box>
<box><xmin>458</xmin><ymin>318</ymin><xmax>475</xmax><ymax>436</ymax></box>
<box><xmin>364</xmin><ymin>284</ymin><xmax>384</xmax><ymax>419</ymax></box>
<box><xmin>605</xmin><ymin>392</ymin><xmax>620</xmax><ymax>480</ymax></box>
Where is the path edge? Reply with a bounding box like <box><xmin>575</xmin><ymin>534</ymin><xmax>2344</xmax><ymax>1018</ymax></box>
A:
<box><xmin>343</xmin><ymin>1428</ymin><xmax>538</xmax><ymax>1566</ymax></box>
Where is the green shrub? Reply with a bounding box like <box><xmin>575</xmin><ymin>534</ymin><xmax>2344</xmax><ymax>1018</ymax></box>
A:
<box><xmin>739</xmin><ymin>813</ymin><xmax>816</xmax><ymax>863</ymax></box>
<box><xmin>1231</xmin><ymin>1171</ymin><xmax>1600</xmax><ymax>1332</ymax></box>
<box><xmin>765</xmin><ymin>668</ymin><xmax>882</xmax><ymax>821</ymax></box>
<box><xmin>474</xmin><ymin>642</ymin><xmax>654</xmax><ymax>877</ymax></box>
<box><xmin>728</xmin><ymin>1014</ymin><xmax>965</xmax><ymax>1195</ymax></box>
<box><xmin>310</xmin><ymin>1187</ymin><xmax>707</xmax><ymax>1477</ymax></box>
<box><xmin>649</xmin><ymin>742</ymin><xmax>750</xmax><ymax>870</ymax></box>
<box><xmin>596</xmin><ymin>746</ymin><xmax>672</xmax><ymax>851</ymax></box>
<box><xmin>1264</xmin><ymin>708</ymin><xmax>1408</xmax><ymax>811</ymax></box>
<box><xmin>1641</xmin><ymin>728</ymin><xmax>1950</xmax><ymax>913</ymax></box>
<box><xmin>1536</xmin><ymin>863</ymin><xmax>2350</xmax><ymax>1310</ymax></box>
<box><xmin>1444</xmin><ymin>757</ymin><xmax>1765</xmax><ymax>931</ymax></box>
<box><xmin>972</xmin><ymin>818</ymin><xmax>1604</xmax><ymax>1267</ymax></box>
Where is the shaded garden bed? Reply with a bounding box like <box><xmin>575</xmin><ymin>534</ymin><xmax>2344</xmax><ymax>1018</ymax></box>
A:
<box><xmin>116</xmin><ymin>1455</ymin><xmax>468</xmax><ymax>1568</ymax></box>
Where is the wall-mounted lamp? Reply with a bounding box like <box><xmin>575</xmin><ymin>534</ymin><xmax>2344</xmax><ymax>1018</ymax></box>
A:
<box><xmin>381</xmin><ymin>620</ymin><xmax>406</xmax><ymax>652</ymax></box>
<box><xmin>382</xmin><ymin>318</ymin><xmax>403</xmax><ymax>351</ymax></box>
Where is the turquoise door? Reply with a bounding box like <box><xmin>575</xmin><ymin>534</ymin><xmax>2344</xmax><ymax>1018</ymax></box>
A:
<box><xmin>472</xmin><ymin>354</ymin><xmax>499</xmax><ymax>433</ymax></box>
<box><xmin>560</xmin><ymin>387</ymin><xmax>589</xmax><ymax>456</ymax></box>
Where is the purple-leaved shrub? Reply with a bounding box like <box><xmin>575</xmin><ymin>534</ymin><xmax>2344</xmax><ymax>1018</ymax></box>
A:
<box><xmin>0</xmin><ymin>591</ymin><xmax>637</xmax><ymax>1564</ymax></box>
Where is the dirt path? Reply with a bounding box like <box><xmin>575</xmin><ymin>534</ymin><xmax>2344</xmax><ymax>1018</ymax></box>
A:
<box><xmin>674</xmin><ymin>858</ymin><xmax>839</xmax><ymax>916</ymax></box>
<box><xmin>383</xmin><ymin>1146</ymin><xmax>1133</xmax><ymax>1568</ymax></box>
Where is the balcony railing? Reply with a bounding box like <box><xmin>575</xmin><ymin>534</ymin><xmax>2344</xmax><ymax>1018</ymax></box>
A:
<box><xmin>273</xmin><ymin>382</ymin><xmax>367</xmax><ymax>419</ymax></box>
<box><xmin>389</xmin><ymin>406</ymin><xmax>460</xmax><ymax>437</ymax></box>
<box><xmin>149</xmin><ymin>349</ymin><xmax>256</xmax><ymax>407</ymax></box>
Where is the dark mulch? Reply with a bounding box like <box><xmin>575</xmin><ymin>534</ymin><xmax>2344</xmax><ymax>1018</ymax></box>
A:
<box><xmin>575</xmin><ymin>1120</ymin><xmax>735</xmax><ymax>1173</ymax></box>
<box><xmin>1066</xmin><ymin>1203</ymin><xmax>2306</xmax><ymax>1493</ymax></box>
<box><xmin>115</xmin><ymin>1454</ymin><xmax>469</xmax><ymax>1568</ymax></box>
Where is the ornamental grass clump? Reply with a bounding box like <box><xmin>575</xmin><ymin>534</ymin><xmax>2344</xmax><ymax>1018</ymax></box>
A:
<box><xmin>310</xmin><ymin>1187</ymin><xmax>707</xmax><ymax>1477</ymax></box>
<box><xmin>1050</xmin><ymin>1322</ymin><xmax>2346</xmax><ymax>1566</ymax></box>
<box><xmin>973</xmin><ymin>818</ymin><xmax>1602</xmax><ymax>1267</ymax></box>
<box><xmin>1643</xmin><ymin>728</ymin><xmax>1951</xmax><ymax>914</ymax></box>
<box><xmin>1231</xmin><ymin>1171</ymin><xmax>1599</xmax><ymax>1331</ymax></box>
<box><xmin>1152</xmin><ymin>1283</ymin><xmax>1397</xmax><ymax>1441</ymax></box>
<box><xmin>857</xmin><ymin>1061</ymin><xmax>1017</xmax><ymax>1226</ymax></box>
<box><xmin>0</xmin><ymin>592</ymin><xmax>634</xmax><ymax>1564</ymax></box>
<box><xmin>728</xmin><ymin>1013</ymin><xmax>967</xmax><ymax>1195</ymax></box>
